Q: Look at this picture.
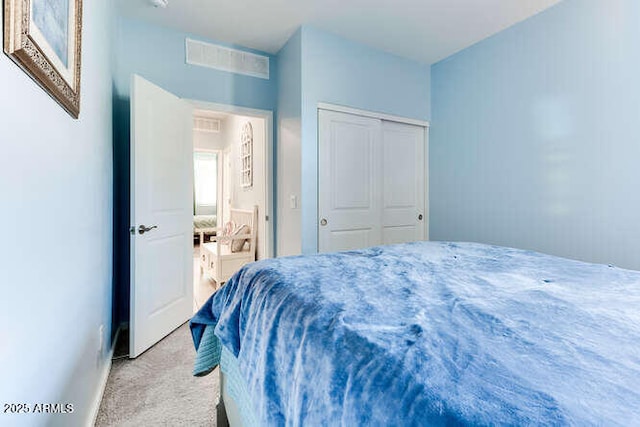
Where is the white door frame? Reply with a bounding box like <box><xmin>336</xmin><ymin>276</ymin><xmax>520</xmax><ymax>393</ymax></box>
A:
<box><xmin>189</xmin><ymin>99</ymin><xmax>275</xmax><ymax>259</ymax></box>
<box><xmin>318</xmin><ymin>102</ymin><xmax>431</xmax><ymax>128</ymax></box>
<box><xmin>317</xmin><ymin>102</ymin><xmax>431</xmax><ymax>251</ymax></box>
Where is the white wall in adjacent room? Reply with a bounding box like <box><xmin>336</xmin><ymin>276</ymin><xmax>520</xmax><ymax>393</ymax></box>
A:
<box><xmin>225</xmin><ymin>114</ymin><xmax>267</xmax><ymax>260</ymax></box>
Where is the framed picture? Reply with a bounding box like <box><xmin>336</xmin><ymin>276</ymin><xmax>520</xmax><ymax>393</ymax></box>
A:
<box><xmin>3</xmin><ymin>0</ymin><xmax>83</xmax><ymax>118</ymax></box>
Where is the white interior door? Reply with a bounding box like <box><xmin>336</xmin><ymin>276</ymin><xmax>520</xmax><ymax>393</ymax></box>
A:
<box><xmin>381</xmin><ymin>121</ymin><xmax>426</xmax><ymax>244</ymax></box>
<box><xmin>318</xmin><ymin>110</ymin><xmax>382</xmax><ymax>252</ymax></box>
<box><xmin>130</xmin><ymin>75</ymin><xmax>193</xmax><ymax>358</ymax></box>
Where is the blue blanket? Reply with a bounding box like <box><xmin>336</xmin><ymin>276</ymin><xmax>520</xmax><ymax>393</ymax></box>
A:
<box><xmin>191</xmin><ymin>242</ymin><xmax>640</xmax><ymax>426</ymax></box>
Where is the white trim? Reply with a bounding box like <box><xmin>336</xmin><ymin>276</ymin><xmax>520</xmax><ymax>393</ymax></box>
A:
<box><xmin>423</xmin><ymin>126</ymin><xmax>430</xmax><ymax>241</ymax></box>
<box><xmin>318</xmin><ymin>102</ymin><xmax>430</xmax><ymax>128</ymax></box>
<box><xmin>193</xmin><ymin>148</ymin><xmax>220</xmax><ymax>154</ymax></box>
<box><xmin>87</xmin><ymin>327</ymin><xmax>119</xmax><ymax>426</ymax></box>
<box><xmin>188</xmin><ymin>101</ymin><xmax>272</xmax><ymax>121</ymax></box>
<box><xmin>187</xmin><ymin>100</ymin><xmax>275</xmax><ymax>259</ymax></box>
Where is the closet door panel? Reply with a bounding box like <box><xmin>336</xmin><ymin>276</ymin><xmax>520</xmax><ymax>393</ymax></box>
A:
<box><xmin>381</xmin><ymin>121</ymin><xmax>426</xmax><ymax>245</ymax></box>
<box><xmin>319</xmin><ymin>110</ymin><xmax>382</xmax><ymax>252</ymax></box>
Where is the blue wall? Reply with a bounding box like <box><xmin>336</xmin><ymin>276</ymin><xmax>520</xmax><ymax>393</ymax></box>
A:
<box><xmin>300</xmin><ymin>27</ymin><xmax>431</xmax><ymax>253</ymax></box>
<box><xmin>431</xmin><ymin>0</ymin><xmax>640</xmax><ymax>270</ymax></box>
<box><xmin>113</xmin><ymin>17</ymin><xmax>278</xmax><ymax>109</ymax></box>
<box><xmin>0</xmin><ymin>1</ymin><xmax>114</xmax><ymax>425</ymax></box>
<box><xmin>112</xmin><ymin>17</ymin><xmax>278</xmax><ymax>326</ymax></box>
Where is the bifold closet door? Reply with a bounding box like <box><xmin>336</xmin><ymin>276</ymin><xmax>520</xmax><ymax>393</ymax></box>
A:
<box><xmin>318</xmin><ymin>110</ymin><xmax>382</xmax><ymax>252</ymax></box>
<box><xmin>381</xmin><ymin>120</ymin><xmax>426</xmax><ymax>244</ymax></box>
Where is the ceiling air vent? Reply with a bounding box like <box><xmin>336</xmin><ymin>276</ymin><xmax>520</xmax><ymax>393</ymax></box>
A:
<box><xmin>186</xmin><ymin>38</ymin><xmax>270</xmax><ymax>80</ymax></box>
<box><xmin>194</xmin><ymin>117</ymin><xmax>221</xmax><ymax>133</ymax></box>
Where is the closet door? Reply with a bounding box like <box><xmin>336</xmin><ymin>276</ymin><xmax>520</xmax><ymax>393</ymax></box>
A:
<box><xmin>318</xmin><ymin>110</ymin><xmax>382</xmax><ymax>252</ymax></box>
<box><xmin>381</xmin><ymin>121</ymin><xmax>426</xmax><ymax>244</ymax></box>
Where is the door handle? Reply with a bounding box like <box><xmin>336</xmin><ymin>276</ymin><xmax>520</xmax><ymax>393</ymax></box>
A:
<box><xmin>138</xmin><ymin>225</ymin><xmax>158</xmax><ymax>235</ymax></box>
<box><xmin>418</xmin><ymin>214</ymin><xmax>423</xmax><ymax>221</ymax></box>
<box><xmin>320</xmin><ymin>218</ymin><xmax>328</xmax><ymax>226</ymax></box>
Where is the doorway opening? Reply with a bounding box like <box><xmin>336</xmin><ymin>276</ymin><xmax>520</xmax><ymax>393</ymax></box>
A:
<box><xmin>129</xmin><ymin>75</ymin><xmax>274</xmax><ymax>357</ymax></box>
<box><xmin>191</xmin><ymin>108</ymin><xmax>271</xmax><ymax>311</ymax></box>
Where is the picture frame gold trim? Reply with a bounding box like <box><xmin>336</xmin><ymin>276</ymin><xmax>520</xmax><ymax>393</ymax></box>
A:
<box><xmin>3</xmin><ymin>0</ymin><xmax>83</xmax><ymax>118</ymax></box>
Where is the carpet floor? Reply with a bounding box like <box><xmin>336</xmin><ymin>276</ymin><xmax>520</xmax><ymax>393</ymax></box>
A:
<box><xmin>95</xmin><ymin>323</ymin><xmax>219</xmax><ymax>426</ymax></box>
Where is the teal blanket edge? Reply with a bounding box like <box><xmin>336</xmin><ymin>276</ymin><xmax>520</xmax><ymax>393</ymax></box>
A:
<box><xmin>191</xmin><ymin>321</ymin><xmax>259</xmax><ymax>426</ymax></box>
<box><xmin>192</xmin><ymin>324</ymin><xmax>220</xmax><ymax>377</ymax></box>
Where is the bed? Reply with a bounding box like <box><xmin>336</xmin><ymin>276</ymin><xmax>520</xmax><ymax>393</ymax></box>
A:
<box><xmin>194</xmin><ymin>214</ymin><xmax>217</xmax><ymax>243</ymax></box>
<box><xmin>190</xmin><ymin>241</ymin><xmax>640</xmax><ymax>426</ymax></box>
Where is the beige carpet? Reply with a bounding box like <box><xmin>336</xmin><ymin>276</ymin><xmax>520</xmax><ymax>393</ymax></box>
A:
<box><xmin>96</xmin><ymin>323</ymin><xmax>219</xmax><ymax>426</ymax></box>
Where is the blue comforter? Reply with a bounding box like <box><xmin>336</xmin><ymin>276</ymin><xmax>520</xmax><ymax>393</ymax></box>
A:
<box><xmin>191</xmin><ymin>242</ymin><xmax>640</xmax><ymax>426</ymax></box>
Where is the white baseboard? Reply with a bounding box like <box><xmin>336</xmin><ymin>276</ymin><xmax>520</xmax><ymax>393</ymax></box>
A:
<box><xmin>87</xmin><ymin>327</ymin><xmax>119</xmax><ymax>426</ymax></box>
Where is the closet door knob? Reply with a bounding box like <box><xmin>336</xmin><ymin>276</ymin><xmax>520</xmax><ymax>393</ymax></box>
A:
<box><xmin>418</xmin><ymin>214</ymin><xmax>423</xmax><ymax>221</ymax></box>
<box><xmin>320</xmin><ymin>218</ymin><xmax>328</xmax><ymax>226</ymax></box>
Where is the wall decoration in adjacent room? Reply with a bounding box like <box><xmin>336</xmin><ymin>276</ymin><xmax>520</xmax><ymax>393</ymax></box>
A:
<box><xmin>240</xmin><ymin>122</ymin><xmax>253</xmax><ymax>188</ymax></box>
<box><xmin>3</xmin><ymin>0</ymin><xmax>83</xmax><ymax>118</ymax></box>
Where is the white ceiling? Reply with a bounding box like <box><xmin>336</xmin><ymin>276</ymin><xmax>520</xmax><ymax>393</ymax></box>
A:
<box><xmin>117</xmin><ymin>0</ymin><xmax>562</xmax><ymax>64</ymax></box>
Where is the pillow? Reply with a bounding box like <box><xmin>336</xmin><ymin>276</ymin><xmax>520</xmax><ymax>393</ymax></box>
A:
<box><xmin>230</xmin><ymin>224</ymin><xmax>251</xmax><ymax>253</ymax></box>
<box><xmin>218</xmin><ymin>221</ymin><xmax>236</xmax><ymax>246</ymax></box>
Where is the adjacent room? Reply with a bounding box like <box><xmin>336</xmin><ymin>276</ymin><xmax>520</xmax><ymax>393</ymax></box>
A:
<box><xmin>1</xmin><ymin>0</ymin><xmax>638</xmax><ymax>426</ymax></box>
<box><xmin>192</xmin><ymin>108</ymin><xmax>270</xmax><ymax>310</ymax></box>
